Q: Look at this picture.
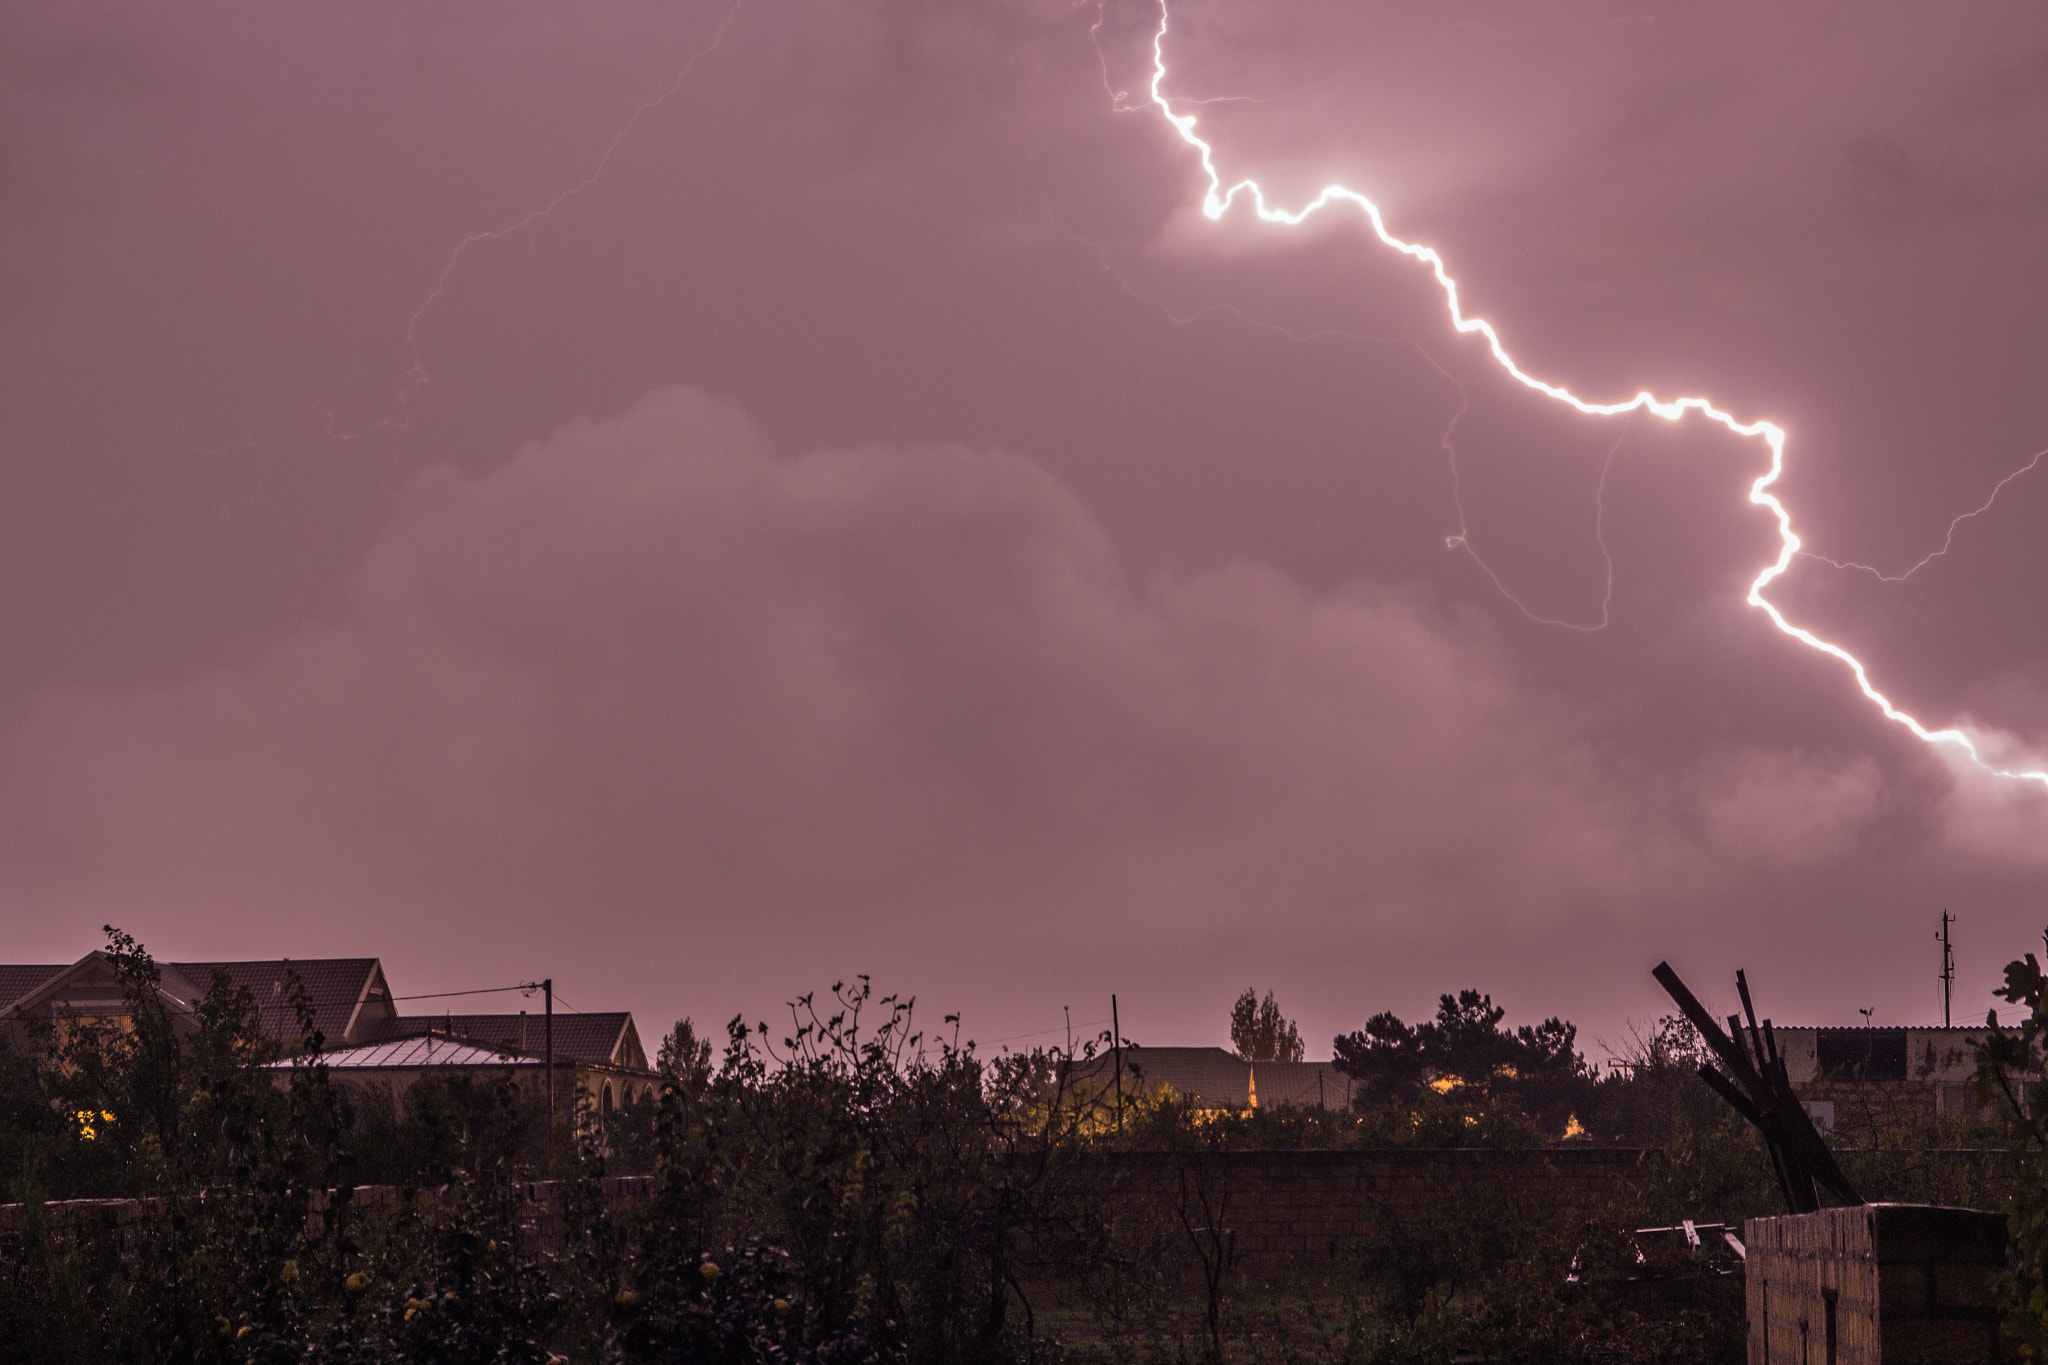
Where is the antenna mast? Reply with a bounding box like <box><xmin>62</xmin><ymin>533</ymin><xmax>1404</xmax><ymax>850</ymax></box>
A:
<box><xmin>1939</xmin><ymin>911</ymin><xmax>1955</xmax><ymax>1029</ymax></box>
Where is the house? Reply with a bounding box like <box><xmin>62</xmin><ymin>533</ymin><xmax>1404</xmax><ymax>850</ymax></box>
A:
<box><xmin>0</xmin><ymin>952</ymin><xmax>397</xmax><ymax>1051</ymax></box>
<box><xmin>1</xmin><ymin>949</ymin><xmax>657</xmax><ymax>1123</ymax></box>
<box><xmin>1072</xmin><ymin>1046</ymin><xmax>1353</xmax><ymax>1113</ymax></box>
<box><xmin>1769</xmin><ymin>1025</ymin><xmax>1999</xmax><ymax>1128</ymax></box>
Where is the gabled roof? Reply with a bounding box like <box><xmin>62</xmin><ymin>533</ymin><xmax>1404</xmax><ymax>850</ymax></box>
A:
<box><xmin>0</xmin><ymin>955</ymin><xmax>387</xmax><ymax>1047</ymax></box>
<box><xmin>3</xmin><ymin>952</ymin><xmax>202</xmax><ymax>1023</ymax></box>
<box><xmin>363</xmin><ymin>1012</ymin><xmax>644</xmax><ymax>1069</ymax></box>
<box><xmin>0</xmin><ymin>953</ymin><xmax>650</xmax><ymax>1072</ymax></box>
<box><xmin>170</xmin><ymin>959</ymin><xmax>385</xmax><ymax>1047</ymax></box>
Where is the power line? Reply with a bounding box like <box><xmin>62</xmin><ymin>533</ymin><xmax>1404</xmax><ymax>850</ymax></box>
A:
<box><xmin>387</xmin><ymin>984</ymin><xmax>542</xmax><ymax>1003</ymax></box>
<box><xmin>978</xmin><ymin>1016</ymin><xmax>1111</xmax><ymax>1047</ymax></box>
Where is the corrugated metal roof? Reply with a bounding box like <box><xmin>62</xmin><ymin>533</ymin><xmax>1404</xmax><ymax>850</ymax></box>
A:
<box><xmin>276</xmin><ymin>1035</ymin><xmax>543</xmax><ymax>1070</ymax></box>
<box><xmin>1769</xmin><ymin>1025</ymin><xmax>1989</xmax><ymax>1033</ymax></box>
<box><xmin>363</xmin><ymin>1012</ymin><xmax>632</xmax><ymax>1066</ymax></box>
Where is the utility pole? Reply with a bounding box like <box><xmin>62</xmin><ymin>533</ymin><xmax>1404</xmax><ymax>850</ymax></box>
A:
<box><xmin>1939</xmin><ymin>912</ymin><xmax>1955</xmax><ymax>1029</ymax></box>
<box><xmin>1111</xmin><ymin>994</ymin><xmax>1124</xmax><ymax>1133</ymax></box>
<box><xmin>544</xmin><ymin>978</ymin><xmax>555</xmax><ymax>1125</ymax></box>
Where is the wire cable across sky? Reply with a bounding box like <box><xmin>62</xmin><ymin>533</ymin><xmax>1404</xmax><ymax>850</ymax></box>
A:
<box><xmin>1130</xmin><ymin>0</ymin><xmax>2048</xmax><ymax>792</ymax></box>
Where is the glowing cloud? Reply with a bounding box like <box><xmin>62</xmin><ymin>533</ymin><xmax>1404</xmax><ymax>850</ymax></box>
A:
<box><xmin>1130</xmin><ymin>0</ymin><xmax>2048</xmax><ymax>791</ymax></box>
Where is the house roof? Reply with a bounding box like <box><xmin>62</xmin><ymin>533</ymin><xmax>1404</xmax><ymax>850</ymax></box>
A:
<box><xmin>273</xmin><ymin>1035</ymin><xmax>544</xmax><ymax>1071</ymax></box>
<box><xmin>362</xmin><ymin>1012</ymin><xmax>646</xmax><ymax>1069</ymax></box>
<box><xmin>1768</xmin><ymin>1025</ymin><xmax>1990</xmax><ymax>1034</ymax></box>
<box><xmin>0</xmin><ymin>965</ymin><xmax>69</xmax><ymax>1013</ymax></box>
<box><xmin>170</xmin><ymin>959</ymin><xmax>384</xmax><ymax>1046</ymax></box>
<box><xmin>1</xmin><ymin>955</ymin><xmax>387</xmax><ymax>1046</ymax></box>
<box><xmin>3</xmin><ymin>953</ymin><xmax>216</xmax><ymax>1025</ymax></box>
<box><xmin>2</xmin><ymin>953</ymin><xmax>650</xmax><ymax>1073</ymax></box>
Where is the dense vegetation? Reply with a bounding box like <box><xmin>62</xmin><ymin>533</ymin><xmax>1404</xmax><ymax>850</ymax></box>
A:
<box><xmin>1975</xmin><ymin>951</ymin><xmax>2048</xmax><ymax>1364</ymax></box>
<box><xmin>0</xmin><ymin>930</ymin><xmax>2024</xmax><ymax>1363</ymax></box>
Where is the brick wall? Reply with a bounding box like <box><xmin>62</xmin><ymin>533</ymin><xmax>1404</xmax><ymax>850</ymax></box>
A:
<box><xmin>0</xmin><ymin>1175</ymin><xmax>657</xmax><ymax>1257</ymax></box>
<box><xmin>1080</xmin><ymin>1147</ymin><xmax>1657</xmax><ymax>1270</ymax></box>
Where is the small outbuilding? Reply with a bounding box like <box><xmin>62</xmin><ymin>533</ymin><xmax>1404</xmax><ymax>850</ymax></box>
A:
<box><xmin>1745</xmin><ymin>1203</ymin><xmax>2004</xmax><ymax>1365</ymax></box>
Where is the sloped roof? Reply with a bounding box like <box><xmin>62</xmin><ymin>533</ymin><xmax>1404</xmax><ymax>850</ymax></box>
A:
<box><xmin>364</xmin><ymin>1012</ymin><xmax>639</xmax><ymax>1067</ymax></box>
<box><xmin>170</xmin><ymin>960</ymin><xmax>382</xmax><ymax>1046</ymax></box>
<box><xmin>3</xmin><ymin>953</ymin><xmax>211</xmax><ymax>1023</ymax></box>
<box><xmin>0</xmin><ymin>956</ymin><xmax>383</xmax><ymax>1047</ymax></box>
<box><xmin>274</xmin><ymin>1035</ymin><xmax>543</xmax><ymax>1070</ymax></box>
<box><xmin>0</xmin><ymin>965</ymin><xmax>68</xmax><ymax>1013</ymax></box>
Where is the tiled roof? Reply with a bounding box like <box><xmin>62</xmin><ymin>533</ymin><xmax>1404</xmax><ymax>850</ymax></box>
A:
<box><xmin>0</xmin><ymin>957</ymin><xmax>380</xmax><ymax>1044</ymax></box>
<box><xmin>274</xmin><ymin>1036</ymin><xmax>544</xmax><ymax>1070</ymax></box>
<box><xmin>364</xmin><ymin>1013</ymin><xmax>636</xmax><ymax>1067</ymax></box>
<box><xmin>0</xmin><ymin>965</ymin><xmax>68</xmax><ymax>1013</ymax></box>
<box><xmin>170</xmin><ymin>960</ymin><xmax>380</xmax><ymax>1046</ymax></box>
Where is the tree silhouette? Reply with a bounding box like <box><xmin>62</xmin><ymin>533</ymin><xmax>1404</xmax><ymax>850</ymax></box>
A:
<box><xmin>1229</xmin><ymin>989</ymin><xmax>1304</xmax><ymax>1063</ymax></box>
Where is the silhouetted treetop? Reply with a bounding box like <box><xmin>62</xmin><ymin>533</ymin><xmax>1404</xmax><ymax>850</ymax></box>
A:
<box><xmin>1229</xmin><ymin>988</ymin><xmax>1304</xmax><ymax>1063</ymax></box>
<box><xmin>1332</xmin><ymin>989</ymin><xmax>1587</xmax><ymax>1104</ymax></box>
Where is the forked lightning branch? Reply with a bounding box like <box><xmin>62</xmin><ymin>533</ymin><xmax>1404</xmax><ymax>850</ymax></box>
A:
<box><xmin>1130</xmin><ymin>0</ymin><xmax>2048</xmax><ymax>792</ymax></box>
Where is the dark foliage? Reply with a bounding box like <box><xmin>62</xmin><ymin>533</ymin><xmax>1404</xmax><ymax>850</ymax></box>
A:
<box><xmin>3</xmin><ymin>939</ymin><xmax>2003</xmax><ymax>1363</ymax></box>
<box><xmin>1976</xmin><ymin>951</ymin><xmax>2048</xmax><ymax>1362</ymax></box>
<box><xmin>1228</xmin><ymin>989</ymin><xmax>1304</xmax><ymax>1064</ymax></box>
<box><xmin>1333</xmin><ymin>989</ymin><xmax>1597</xmax><ymax>1135</ymax></box>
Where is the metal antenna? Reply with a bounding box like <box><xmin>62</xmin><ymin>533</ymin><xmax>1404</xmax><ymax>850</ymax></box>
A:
<box><xmin>1939</xmin><ymin>911</ymin><xmax>1956</xmax><ymax>1029</ymax></box>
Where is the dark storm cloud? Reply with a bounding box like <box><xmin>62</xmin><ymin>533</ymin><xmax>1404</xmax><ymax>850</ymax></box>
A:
<box><xmin>3</xmin><ymin>0</ymin><xmax>2047</xmax><ymax>1049</ymax></box>
<box><xmin>0</xmin><ymin>388</ymin><xmax>1922</xmax><ymax>1048</ymax></box>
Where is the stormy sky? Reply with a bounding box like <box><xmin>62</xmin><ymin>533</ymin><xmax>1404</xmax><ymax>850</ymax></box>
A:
<box><xmin>5</xmin><ymin>0</ymin><xmax>2048</xmax><ymax>1059</ymax></box>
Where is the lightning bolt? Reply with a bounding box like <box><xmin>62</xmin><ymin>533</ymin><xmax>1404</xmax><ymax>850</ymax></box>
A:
<box><xmin>1131</xmin><ymin>0</ymin><xmax>2048</xmax><ymax>790</ymax></box>
<box><xmin>396</xmin><ymin>0</ymin><xmax>745</xmax><ymax>406</ymax></box>
<box><xmin>1803</xmin><ymin>445</ymin><xmax>2047</xmax><ymax>583</ymax></box>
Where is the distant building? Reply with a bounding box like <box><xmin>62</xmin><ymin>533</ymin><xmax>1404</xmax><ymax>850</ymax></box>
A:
<box><xmin>1072</xmin><ymin>1046</ymin><xmax>1353</xmax><ymax>1113</ymax></box>
<box><xmin>0</xmin><ymin>952</ymin><xmax>398</xmax><ymax>1052</ymax></box>
<box><xmin>1</xmin><ymin>949</ymin><xmax>657</xmax><ymax>1124</ymax></box>
<box><xmin>1770</xmin><ymin>1026</ymin><xmax>1999</xmax><ymax>1128</ymax></box>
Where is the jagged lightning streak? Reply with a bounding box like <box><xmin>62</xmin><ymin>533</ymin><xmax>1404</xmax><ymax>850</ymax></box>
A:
<box><xmin>1133</xmin><ymin>0</ymin><xmax>2048</xmax><ymax>789</ymax></box>
<box><xmin>1803</xmin><ymin>445</ymin><xmax>2047</xmax><ymax>583</ymax></box>
<box><xmin>1445</xmin><ymin>416</ymin><xmax>1625</xmax><ymax>633</ymax></box>
<box><xmin>395</xmin><ymin>0</ymin><xmax>745</xmax><ymax>401</ymax></box>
